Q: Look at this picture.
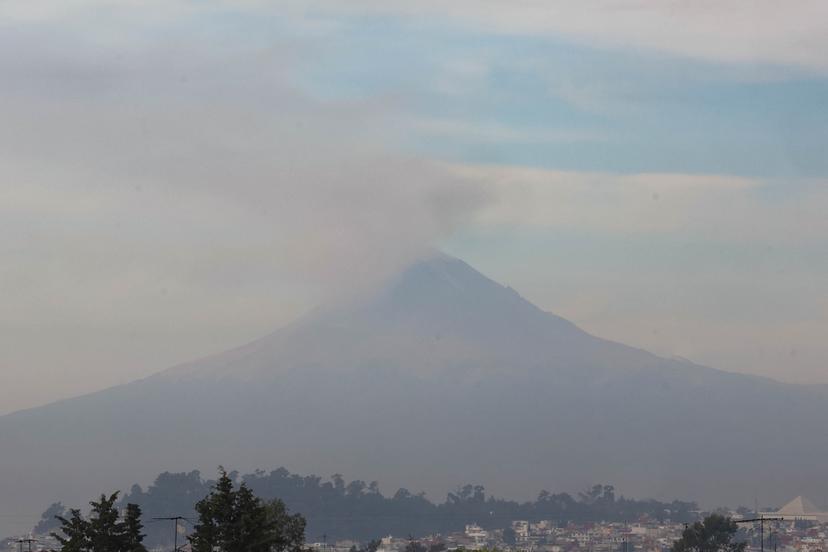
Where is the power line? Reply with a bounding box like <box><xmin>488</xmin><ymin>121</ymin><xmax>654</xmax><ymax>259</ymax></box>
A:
<box><xmin>151</xmin><ymin>516</ymin><xmax>191</xmax><ymax>552</ymax></box>
<box><xmin>735</xmin><ymin>517</ymin><xmax>782</xmax><ymax>552</ymax></box>
<box><xmin>16</xmin><ymin>537</ymin><xmax>37</xmax><ymax>552</ymax></box>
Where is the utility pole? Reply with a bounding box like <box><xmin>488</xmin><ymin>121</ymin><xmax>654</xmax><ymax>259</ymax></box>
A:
<box><xmin>17</xmin><ymin>537</ymin><xmax>36</xmax><ymax>552</ymax></box>
<box><xmin>153</xmin><ymin>516</ymin><xmax>189</xmax><ymax>552</ymax></box>
<box><xmin>17</xmin><ymin>537</ymin><xmax>37</xmax><ymax>552</ymax></box>
<box><xmin>736</xmin><ymin>517</ymin><xmax>782</xmax><ymax>552</ymax></box>
<box><xmin>623</xmin><ymin>519</ymin><xmax>628</xmax><ymax>552</ymax></box>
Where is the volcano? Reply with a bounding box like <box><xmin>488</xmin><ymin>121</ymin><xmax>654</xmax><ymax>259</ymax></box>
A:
<box><xmin>2</xmin><ymin>254</ymin><xmax>827</xmax><ymax>535</ymax></box>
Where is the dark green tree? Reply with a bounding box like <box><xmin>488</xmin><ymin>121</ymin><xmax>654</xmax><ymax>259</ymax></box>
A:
<box><xmin>118</xmin><ymin>504</ymin><xmax>147</xmax><ymax>552</ymax></box>
<box><xmin>87</xmin><ymin>493</ymin><xmax>121</xmax><ymax>552</ymax></box>
<box><xmin>671</xmin><ymin>514</ymin><xmax>747</xmax><ymax>552</ymax></box>
<box><xmin>53</xmin><ymin>509</ymin><xmax>90</xmax><ymax>552</ymax></box>
<box><xmin>52</xmin><ymin>493</ymin><xmax>147</xmax><ymax>552</ymax></box>
<box><xmin>189</xmin><ymin>468</ymin><xmax>306</xmax><ymax>552</ymax></box>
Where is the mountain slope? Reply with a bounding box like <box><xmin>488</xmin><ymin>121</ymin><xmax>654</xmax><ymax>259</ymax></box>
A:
<box><xmin>2</xmin><ymin>255</ymin><xmax>827</xmax><ymax>536</ymax></box>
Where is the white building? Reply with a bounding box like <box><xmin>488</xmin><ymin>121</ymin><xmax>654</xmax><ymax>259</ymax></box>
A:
<box><xmin>774</xmin><ymin>496</ymin><xmax>828</xmax><ymax>523</ymax></box>
<box><xmin>512</xmin><ymin>521</ymin><xmax>530</xmax><ymax>540</ymax></box>
<box><xmin>464</xmin><ymin>524</ymin><xmax>489</xmax><ymax>546</ymax></box>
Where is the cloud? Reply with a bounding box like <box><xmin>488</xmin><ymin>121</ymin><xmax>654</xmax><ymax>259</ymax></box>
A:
<box><xmin>0</xmin><ymin>17</ymin><xmax>487</xmax><ymax>413</ymax></box>
<box><xmin>265</xmin><ymin>1</ymin><xmax>828</xmax><ymax>73</ymax></box>
<box><xmin>0</xmin><ymin>21</ymin><xmax>485</xmax><ymax>296</ymax></box>
<box><xmin>411</xmin><ymin>118</ymin><xmax>606</xmax><ymax>145</ymax></box>
<box><xmin>5</xmin><ymin>2</ymin><xmax>827</xmax><ymax>72</ymax></box>
<box><xmin>443</xmin><ymin>163</ymin><xmax>828</xmax><ymax>386</ymax></box>
<box><xmin>449</xmin><ymin>164</ymin><xmax>828</xmax><ymax>245</ymax></box>
<box><xmin>2</xmin><ymin>0</ymin><xmax>826</xmax><ymax>413</ymax></box>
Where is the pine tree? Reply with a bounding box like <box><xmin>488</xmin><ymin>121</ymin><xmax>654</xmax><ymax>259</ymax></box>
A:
<box><xmin>189</xmin><ymin>469</ymin><xmax>233</xmax><ymax>552</ymax></box>
<box><xmin>52</xmin><ymin>492</ymin><xmax>148</xmax><ymax>552</ymax></box>
<box><xmin>118</xmin><ymin>504</ymin><xmax>147</xmax><ymax>552</ymax></box>
<box><xmin>87</xmin><ymin>493</ymin><xmax>121</xmax><ymax>552</ymax></box>
<box><xmin>189</xmin><ymin>468</ymin><xmax>306</xmax><ymax>552</ymax></box>
<box><xmin>53</xmin><ymin>509</ymin><xmax>90</xmax><ymax>552</ymax></box>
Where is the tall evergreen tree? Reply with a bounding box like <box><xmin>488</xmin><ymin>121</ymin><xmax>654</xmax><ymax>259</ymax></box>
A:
<box><xmin>52</xmin><ymin>493</ymin><xmax>147</xmax><ymax>552</ymax></box>
<box><xmin>87</xmin><ymin>493</ymin><xmax>121</xmax><ymax>552</ymax></box>
<box><xmin>118</xmin><ymin>504</ymin><xmax>147</xmax><ymax>552</ymax></box>
<box><xmin>189</xmin><ymin>468</ymin><xmax>306</xmax><ymax>552</ymax></box>
<box><xmin>53</xmin><ymin>509</ymin><xmax>90</xmax><ymax>552</ymax></box>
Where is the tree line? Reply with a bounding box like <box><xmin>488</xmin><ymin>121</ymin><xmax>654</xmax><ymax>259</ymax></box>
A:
<box><xmin>45</xmin><ymin>469</ymin><xmax>744</xmax><ymax>552</ymax></box>
<box><xmin>36</xmin><ymin>467</ymin><xmax>698</xmax><ymax>546</ymax></box>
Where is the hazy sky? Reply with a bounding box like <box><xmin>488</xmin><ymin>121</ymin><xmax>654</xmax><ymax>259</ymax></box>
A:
<box><xmin>1</xmin><ymin>1</ymin><xmax>827</xmax><ymax>414</ymax></box>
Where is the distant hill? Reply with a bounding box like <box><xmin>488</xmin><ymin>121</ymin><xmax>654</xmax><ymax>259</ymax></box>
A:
<box><xmin>2</xmin><ymin>254</ymin><xmax>828</xmax><ymax>537</ymax></box>
<box><xmin>39</xmin><ymin>467</ymin><xmax>697</xmax><ymax>545</ymax></box>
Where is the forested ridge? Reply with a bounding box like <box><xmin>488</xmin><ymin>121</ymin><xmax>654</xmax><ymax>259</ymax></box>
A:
<box><xmin>35</xmin><ymin>468</ymin><xmax>698</xmax><ymax>546</ymax></box>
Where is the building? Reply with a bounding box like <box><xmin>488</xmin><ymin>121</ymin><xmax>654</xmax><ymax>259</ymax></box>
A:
<box><xmin>773</xmin><ymin>496</ymin><xmax>828</xmax><ymax>524</ymax></box>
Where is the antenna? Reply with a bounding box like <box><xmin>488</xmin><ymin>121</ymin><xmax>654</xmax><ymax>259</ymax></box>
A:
<box><xmin>152</xmin><ymin>516</ymin><xmax>191</xmax><ymax>552</ymax></box>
